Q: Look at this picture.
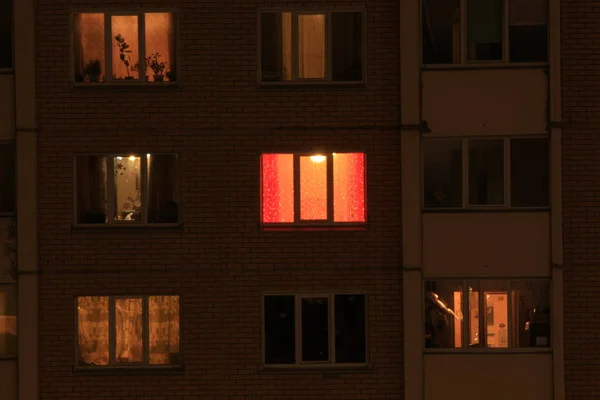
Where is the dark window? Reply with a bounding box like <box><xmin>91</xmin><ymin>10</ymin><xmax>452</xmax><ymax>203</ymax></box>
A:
<box><xmin>467</xmin><ymin>0</ymin><xmax>503</xmax><ymax>61</ymax></box>
<box><xmin>509</xmin><ymin>0</ymin><xmax>547</xmax><ymax>62</ymax></box>
<box><xmin>0</xmin><ymin>143</ymin><xmax>15</xmax><ymax>213</ymax></box>
<box><xmin>0</xmin><ymin>0</ymin><xmax>12</xmax><ymax>69</ymax></box>
<box><xmin>511</xmin><ymin>138</ymin><xmax>549</xmax><ymax>206</ymax></box>
<box><xmin>263</xmin><ymin>294</ymin><xmax>367</xmax><ymax>366</ymax></box>
<box><xmin>468</xmin><ymin>139</ymin><xmax>504</xmax><ymax>205</ymax></box>
<box><xmin>423</xmin><ymin>139</ymin><xmax>462</xmax><ymax>208</ymax></box>
<box><xmin>260</xmin><ymin>11</ymin><xmax>364</xmax><ymax>83</ymax></box>
<box><xmin>422</xmin><ymin>0</ymin><xmax>461</xmax><ymax>64</ymax></box>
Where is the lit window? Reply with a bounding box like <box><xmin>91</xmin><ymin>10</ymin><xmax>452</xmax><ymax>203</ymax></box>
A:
<box><xmin>424</xmin><ymin>279</ymin><xmax>550</xmax><ymax>349</ymax></box>
<box><xmin>261</xmin><ymin>153</ymin><xmax>366</xmax><ymax>224</ymax></box>
<box><xmin>260</xmin><ymin>11</ymin><xmax>364</xmax><ymax>83</ymax></box>
<box><xmin>422</xmin><ymin>0</ymin><xmax>547</xmax><ymax>64</ymax></box>
<box><xmin>263</xmin><ymin>294</ymin><xmax>366</xmax><ymax>366</ymax></box>
<box><xmin>423</xmin><ymin>137</ymin><xmax>548</xmax><ymax>208</ymax></box>
<box><xmin>0</xmin><ymin>284</ymin><xmax>16</xmax><ymax>356</ymax></box>
<box><xmin>73</xmin><ymin>12</ymin><xmax>177</xmax><ymax>83</ymax></box>
<box><xmin>76</xmin><ymin>154</ymin><xmax>179</xmax><ymax>225</ymax></box>
<box><xmin>77</xmin><ymin>295</ymin><xmax>181</xmax><ymax>367</ymax></box>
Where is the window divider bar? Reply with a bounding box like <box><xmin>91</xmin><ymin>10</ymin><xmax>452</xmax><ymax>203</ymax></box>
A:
<box><xmin>141</xmin><ymin>155</ymin><xmax>149</xmax><ymax>223</ymax></box>
<box><xmin>462</xmin><ymin>280</ymin><xmax>469</xmax><ymax>348</ymax></box>
<box><xmin>327</xmin><ymin>153</ymin><xmax>334</xmax><ymax>223</ymax></box>
<box><xmin>139</xmin><ymin>13</ymin><xmax>146</xmax><ymax>81</ymax></box>
<box><xmin>293</xmin><ymin>155</ymin><xmax>301</xmax><ymax>223</ymax></box>
<box><xmin>143</xmin><ymin>296</ymin><xmax>150</xmax><ymax>364</ymax></box>
<box><xmin>479</xmin><ymin>283</ymin><xmax>486</xmax><ymax>348</ymax></box>
<box><xmin>325</xmin><ymin>12</ymin><xmax>332</xmax><ymax>81</ymax></box>
<box><xmin>291</xmin><ymin>12</ymin><xmax>298</xmax><ymax>81</ymax></box>
<box><xmin>107</xmin><ymin>157</ymin><xmax>116</xmax><ymax>223</ymax></box>
<box><xmin>503</xmin><ymin>0</ymin><xmax>510</xmax><ymax>62</ymax></box>
<box><xmin>105</xmin><ymin>13</ymin><xmax>112</xmax><ymax>82</ymax></box>
<box><xmin>507</xmin><ymin>281</ymin><xmax>514</xmax><ymax>348</ymax></box>
<box><xmin>460</xmin><ymin>0</ymin><xmax>467</xmax><ymax>64</ymax></box>
<box><xmin>109</xmin><ymin>296</ymin><xmax>116</xmax><ymax>365</ymax></box>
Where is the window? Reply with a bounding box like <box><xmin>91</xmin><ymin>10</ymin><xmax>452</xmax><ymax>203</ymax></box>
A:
<box><xmin>75</xmin><ymin>154</ymin><xmax>179</xmax><ymax>225</ymax></box>
<box><xmin>260</xmin><ymin>11</ymin><xmax>364</xmax><ymax>83</ymax></box>
<box><xmin>423</xmin><ymin>137</ymin><xmax>548</xmax><ymax>208</ymax></box>
<box><xmin>422</xmin><ymin>0</ymin><xmax>547</xmax><ymax>64</ymax></box>
<box><xmin>263</xmin><ymin>294</ymin><xmax>366</xmax><ymax>366</ymax></box>
<box><xmin>77</xmin><ymin>296</ymin><xmax>181</xmax><ymax>367</ymax></box>
<box><xmin>73</xmin><ymin>12</ymin><xmax>177</xmax><ymax>83</ymax></box>
<box><xmin>0</xmin><ymin>0</ymin><xmax>12</xmax><ymax>69</ymax></box>
<box><xmin>261</xmin><ymin>153</ymin><xmax>366</xmax><ymax>224</ymax></box>
<box><xmin>424</xmin><ymin>279</ymin><xmax>550</xmax><ymax>349</ymax></box>
<box><xmin>0</xmin><ymin>143</ymin><xmax>15</xmax><ymax>213</ymax></box>
<box><xmin>0</xmin><ymin>284</ymin><xmax>16</xmax><ymax>356</ymax></box>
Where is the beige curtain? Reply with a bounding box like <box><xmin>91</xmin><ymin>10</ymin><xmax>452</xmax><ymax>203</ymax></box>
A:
<box><xmin>282</xmin><ymin>12</ymin><xmax>293</xmax><ymax>80</ymax></box>
<box><xmin>149</xmin><ymin>296</ymin><xmax>180</xmax><ymax>364</ymax></box>
<box><xmin>298</xmin><ymin>15</ymin><xmax>326</xmax><ymax>79</ymax></box>
<box><xmin>77</xmin><ymin>296</ymin><xmax>109</xmax><ymax>365</ymax></box>
<box><xmin>145</xmin><ymin>13</ymin><xmax>175</xmax><ymax>81</ymax></box>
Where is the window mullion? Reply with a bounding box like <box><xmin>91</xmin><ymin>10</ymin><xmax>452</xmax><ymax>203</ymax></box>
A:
<box><xmin>461</xmin><ymin>140</ymin><xmax>469</xmax><ymax>207</ymax></box>
<box><xmin>107</xmin><ymin>156</ymin><xmax>116</xmax><ymax>223</ymax></box>
<box><xmin>507</xmin><ymin>281</ymin><xmax>513</xmax><ymax>348</ymax></box>
<box><xmin>295</xmin><ymin>296</ymin><xmax>302</xmax><ymax>364</ymax></box>
<box><xmin>326</xmin><ymin>12</ymin><xmax>332</xmax><ymax>81</ymax></box>
<box><xmin>143</xmin><ymin>296</ymin><xmax>150</xmax><ymax>364</ymax></box>
<box><xmin>479</xmin><ymin>281</ymin><xmax>486</xmax><ymax>348</ymax></box>
<box><xmin>329</xmin><ymin>294</ymin><xmax>335</xmax><ymax>363</ymax></box>
<box><xmin>291</xmin><ymin>13</ymin><xmax>298</xmax><ymax>81</ymax></box>
<box><xmin>141</xmin><ymin>155</ymin><xmax>149</xmax><ymax>223</ymax></box>
<box><xmin>327</xmin><ymin>153</ymin><xmax>334</xmax><ymax>222</ymax></box>
<box><xmin>139</xmin><ymin>13</ymin><xmax>146</xmax><ymax>82</ymax></box>
<box><xmin>503</xmin><ymin>0</ymin><xmax>510</xmax><ymax>62</ymax></box>
<box><xmin>462</xmin><ymin>280</ymin><xmax>469</xmax><ymax>348</ymax></box>
<box><xmin>293</xmin><ymin>155</ymin><xmax>301</xmax><ymax>222</ymax></box>
<box><xmin>460</xmin><ymin>0</ymin><xmax>467</xmax><ymax>64</ymax></box>
<box><xmin>109</xmin><ymin>297</ymin><xmax>116</xmax><ymax>365</ymax></box>
<box><xmin>105</xmin><ymin>13</ymin><xmax>112</xmax><ymax>81</ymax></box>
<box><xmin>504</xmin><ymin>138</ymin><xmax>511</xmax><ymax>207</ymax></box>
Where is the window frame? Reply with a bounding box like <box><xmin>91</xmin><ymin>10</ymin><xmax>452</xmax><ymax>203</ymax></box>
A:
<box><xmin>421</xmin><ymin>135</ymin><xmax>549</xmax><ymax>210</ymax></box>
<box><xmin>74</xmin><ymin>295</ymin><xmax>182</xmax><ymax>370</ymax></box>
<box><xmin>69</xmin><ymin>9</ymin><xmax>180</xmax><ymax>86</ymax></box>
<box><xmin>260</xmin><ymin>152</ymin><xmax>367</xmax><ymax>227</ymax></box>
<box><xmin>73</xmin><ymin>153</ymin><xmax>181</xmax><ymax>227</ymax></box>
<box><xmin>257</xmin><ymin>9</ymin><xmax>367</xmax><ymax>85</ymax></box>
<box><xmin>261</xmin><ymin>292</ymin><xmax>368</xmax><ymax>369</ymax></box>
<box><xmin>423</xmin><ymin>278</ymin><xmax>552</xmax><ymax>353</ymax></box>
<box><xmin>0</xmin><ymin>282</ymin><xmax>17</xmax><ymax>360</ymax></box>
<box><xmin>421</xmin><ymin>0</ymin><xmax>549</xmax><ymax>67</ymax></box>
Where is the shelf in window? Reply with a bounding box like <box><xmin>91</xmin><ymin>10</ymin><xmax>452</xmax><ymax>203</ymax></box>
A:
<box><xmin>73</xmin><ymin>364</ymin><xmax>184</xmax><ymax>375</ymax></box>
<box><xmin>71</xmin><ymin>81</ymin><xmax>181</xmax><ymax>89</ymax></box>
<box><xmin>72</xmin><ymin>223</ymin><xmax>183</xmax><ymax>231</ymax></box>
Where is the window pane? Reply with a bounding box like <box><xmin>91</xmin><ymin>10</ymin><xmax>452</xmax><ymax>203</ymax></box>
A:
<box><xmin>264</xmin><ymin>295</ymin><xmax>295</xmax><ymax>364</ymax></box>
<box><xmin>335</xmin><ymin>294</ymin><xmax>366</xmax><ymax>363</ymax></box>
<box><xmin>148</xmin><ymin>154</ymin><xmax>179</xmax><ymax>223</ymax></box>
<box><xmin>301</xmin><ymin>297</ymin><xmax>329</xmax><ymax>361</ymax></box>
<box><xmin>511</xmin><ymin>138</ymin><xmax>549</xmax><ymax>206</ymax></box>
<box><xmin>300</xmin><ymin>155</ymin><xmax>328</xmax><ymax>220</ymax></box>
<box><xmin>114</xmin><ymin>156</ymin><xmax>142</xmax><ymax>221</ymax></box>
<box><xmin>468</xmin><ymin>282</ymin><xmax>480</xmax><ymax>346</ymax></box>
<box><xmin>331</xmin><ymin>12</ymin><xmax>363</xmax><ymax>81</ymax></box>
<box><xmin>422</xmin><ymin>0</ymin><xmax>461</xmax><ymax>64</ymax></box>
<box><xmin>0</xmin><ymin>0</ymin><xmax>12</xmax><ymax>68</ymax></box>
<box><xmin>115</xmin><ymin>298</ymin><xmax>143</xmax><ymax>363</ymax></box>
<box><xmin>509</xmin><ymin>0</ymin><xmax>547</xmax><ymax>62</ymax></box>
<box><xmin>77</xmin><ymin>296</ymin><xmax>109</xmax><ymax>366</ymax></box>
<box><xmin>467</xmin><ymin>0</ymin><xmax>503</xmax><ymax>61</ymax></box>
<box><xmin>333</xmin><ymin>153</ymin><xmax>365</xmax><ymax>222</ymax></box>
<box><xmin>482</xmin><ymin>281</ymin><xmax>509</xmax><ymax>348</ymax></box>
<box><xmin>0</xmin><ymin>285</ymin><xmax>16</xmax><ymax>356</ymax></box>
<box><xmin>76</xmin><ymin>155</ymin><xmax>107</xmax><ymax>224</ymax></box>
<box><xmin>149</xmin><ymin>296</ymin><xmax>180</xmax><ymax>365</ymax></box>
<box><xmin>73</xmin><ymin>13</ymin><xmax>105</xmax><ymax>82</ymax></box>
<box><xmin>423</xmin><ymin>139</ymin><xmax>462</xmax><ymax>207</ymax></box>
<box><xmin>511</xmin><ymin>280</ymin><xmax>550</xmax><ymax>348</ymax></box>
<box><xmin>298</xmin><ymin>14</ymin><xmax>325</xmax><ymax>79</ymax></box>
<box><xmin>112</xmin><ymin>15</ymin><xmax>140</xmax><ymax>80</ymax></box>
<box><xmin>262</xmin><ymin>154</ymin><xmax>294</xmax><ymax>223</ymax></box>
<box><xmin>261</xmin><ymin>13</ymin><xmax>281</xmax><ymax>82</ymax></box>
<box><xmin>468</xmin><ymin>139</ymin><xmax>504</xmax><ymax>205</ymax></box>
<box><xmin>424</xmin><ymin>281</ymin><xmax>463</xmax><ymax>348</ymax></box>
<box><xmin>0</xmin><ymin>143</ymin><xmax>15</xmax><ymax>213</ymax></box>
<box><xmin>145</xmin><ymin>13</ymin><xmax>175</xmax><ymax>82</ymax></box>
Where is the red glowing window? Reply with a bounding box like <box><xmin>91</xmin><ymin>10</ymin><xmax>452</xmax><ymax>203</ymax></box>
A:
<box><xmin>261</xmin><ymin>153</ymin><xmax>366</xmax><ymax>224</ymax></box>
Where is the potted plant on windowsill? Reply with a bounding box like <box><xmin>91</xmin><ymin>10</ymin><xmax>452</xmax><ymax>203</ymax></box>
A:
<box><xmin>83</xmin><ymin>59</ymin><xmax>102</xmax><ymax>83</ymax></box>
<box><xmin>146</xmin><ymin>53</ymin><xmax>168</xmax><ymax>82</ymax></box>
<box><xmin>114</xmin><ymin>34</ymin><xmax>136</xmax><ymax>80</ymax></box>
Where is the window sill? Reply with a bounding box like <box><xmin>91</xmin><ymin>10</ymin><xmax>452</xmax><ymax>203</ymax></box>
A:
<box><xmin>72</xmin><ymin>223</ymin><xmax>183</xmax><ymax>232</ymax></box>
<box><xmin>0</xmin><ymin>69</ymin><xmax>14</xmax><ymax>75</ymax></box>
<box><xmin>260</xmin><ymin>363</ymin><xmax>370</xmax><ymax>374</ymax></box>
<box><xmin>71</xmin><ymin>81</ymin><xmax>181</xmax><ymax>89</ymax></box>
<box><xmin>421</xmin><ymin>62</ymin><xmax>548</xmax><ymax>71</ymax></box>
<box><xmin>422</xmin><ymin>207</ymin><xmax>550</xmax><ymax>213</ymax></box>
<box><xmin>424</xmin><ymin>347</ymin><xmax>551</xmax><ymax>355</ymax></box>
<box><xmin>259</xmin><ymin>81</ymin><xmax>365</xmax><ymax>89</ymax></box>
<box><xmin>0</xmin><ymin>355</ymin><xmax>17</xmax><ymax>361</ymax></box>
<box><xmin>74</xmin><ymin>365</ymin><xmax>185</xmax><ymax>375</ymax></box>
<box><xmin>261</xmin><ymin>223</ymin><xmax>367</xmax><ymax>231</ymax></box>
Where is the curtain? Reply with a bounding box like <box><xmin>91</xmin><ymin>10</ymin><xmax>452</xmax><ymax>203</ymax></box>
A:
<box><xmin>77</xmin><ymin>296</ymin><xmax>109</xmax><ymax>365</ymax></box>
<box><xmin>145</xmin><ymin>13</ymin><xmax>175</xmax><ymax>81</ymax></box>
<box><xmin>149</xmin><ymin>296</ymin><xmax>180</xmax><ymax>364</ymax></box>
<box><xmin>115</xmin><ymin>298</ymin><xmax>143</xmax><ymax>363</ymax></box>
<box><xmin>148</xmin><ymin>155</ymin><xmax>177</xmax><ymax>222</ymax></box>
<box><xmin>77</xmin><ymin>156</ymin><xmax>107</xmax><ymax>223</ymax></box>
<box><xmin>262</xmin><ymin>154</ymin><xmax>294</xmax><ymax>223</ymax></box>
<box><xmin>282</xmin><ymin>13</ymin><xmax>293</xmax><ymax>80</ymax></box>
<box><xmin>333</xmin><ymin>153</ymin><xmax>365</xmax><ymax>222</ymax></box>
<box><xmin>298</xmin><ymin>15</ymin><xmax>325</xmax><ymax>79</ymax></box>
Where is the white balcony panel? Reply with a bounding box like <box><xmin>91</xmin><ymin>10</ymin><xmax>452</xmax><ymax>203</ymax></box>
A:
<box><xmin>425</xmin><ymin>353</ymin><xmax>552</xmax><ymax>400</ymax></box>
<box><xmin>422</xmin><ymin>69</ymin><xmax>547</xmax><ymax>135</ymax></box>
<box><xmin>423</xmin><ymin>212</ymin><xmax>550</xmax><ymax>277</ymax></box>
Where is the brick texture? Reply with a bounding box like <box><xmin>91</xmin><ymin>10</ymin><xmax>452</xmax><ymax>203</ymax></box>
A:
<box><xmin>35</xmin><ymin>0</ymin><xmax>402</xmax><ymax>399</ymax></box>
<box><xmin>562</xmin><ymin>1</ymin><xmax>600</xmax><ymax>399</ymax></box>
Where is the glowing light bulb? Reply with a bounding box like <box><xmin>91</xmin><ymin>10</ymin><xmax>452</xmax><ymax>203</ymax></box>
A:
<box><xmin>146</xmin><ymin>153</ymin><xmax>151</xmax><ymax>158</ymax></box>
<box><xmin>310</xmin><ymin>155</ymin><xmax>326</xmax><ymax>163</ymax></box>
<box><xmin>129</xmin><ymin>155</ymin><xmax>136</xmax><ymax>162</ymax></box>
<box><xmin>116</xmin><ymin>157</ymin><xmax>122</xmax><ymax>160</ymax></box>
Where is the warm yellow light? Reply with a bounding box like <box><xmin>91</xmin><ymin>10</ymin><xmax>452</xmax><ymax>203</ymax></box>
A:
<box><xmin>116</xmin><ymin>157</ymin><xmax>122</xmax><ymax>160</ymax></box>
<box><xmin>146</xmin><ymin>153</ymin><xmax>151</xmax><ymax>158</ymax></box>
<box><xmin>129</xmin><ymin>155</ymin><xmax>136</xmax><ymax>162</ymax></box>
<box><xmin>310</xmin><ymin>155</ymin><xmax>326</xmax><ymax>163</ymax></box>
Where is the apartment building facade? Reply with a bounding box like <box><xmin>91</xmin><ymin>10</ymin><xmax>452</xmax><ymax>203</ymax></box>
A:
<box><xmin>1</xmin><ymin>0</ymin><xmax>595</xmax><ymax>399</ymax></box>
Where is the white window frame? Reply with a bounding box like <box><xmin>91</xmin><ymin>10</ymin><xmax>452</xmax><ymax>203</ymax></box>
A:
<box><xmin>75</xmin><ymin>295</ymin><xmax>182</xmax><ymax>368</ymax></box>
<box><xmin>74</xmin><ymin>153</ymin><xmax>180</xmax><ymax>226</ymax></box>
<box><xmin>70</xmin><ymin>10</ymin><xmax>178</xmax><ymax>85</ymax></box>
<box><xmin>262</xmin><ymin>293</ymin><xmax>368</xmax><ymax>368</ymax></box>
<box><xmin>258</xmin><ymin>10</ymin><xmax>366</xmax><ymax>84</ymax></box>
<box><xmin>424</xmin><ymin>279</ymin><xmax>551</xmax><ymax>352</ymax></box>
<box><xmin>421</xmin><ymin>0</ymin><xmax>549</xmax><ymax>66</ymax></box>
<box><xmin>261</xmin><ymin>152</ymin><xmax>367</xmax><ymax>226</ymax></box>
<box><xmin>421</xmin><ymin>135</ymin><xmax>549</xmax><ymax>210</ymax></box>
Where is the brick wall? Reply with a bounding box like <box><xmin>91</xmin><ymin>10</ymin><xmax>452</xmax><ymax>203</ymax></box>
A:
<box><xmin>35</xmin><ymin>0</ymin><xmax>403</xmax><ymax>399</ymax></box>
<box><xmin>562</xmin><ymin>1</ymin><xmax>600</xmax><ymax>398</ymax></box>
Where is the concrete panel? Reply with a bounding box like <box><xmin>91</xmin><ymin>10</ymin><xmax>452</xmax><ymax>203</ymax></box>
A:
<box><xmin>0</xmin><ymin>360</ymin><xmax>17</xmax><ymax>400</ymax></box>
<box><xmin>422</xmin><ymin>69</ymin><xmax>547</xmax><ymax>134</ymax></box>
<box><xmin>423</xmin><ymin>212</ymin><xmax>550</xmax><ymax>277</ymax></box>
<box><xmin>424</xmin><ymin>353</ymin><xmax>553</xmax><ymax>400</ymax></box>
<box><xmin>0</xmin><ymin>75</ymin><xmax>15</xmax><ymax>141</ymax></box>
